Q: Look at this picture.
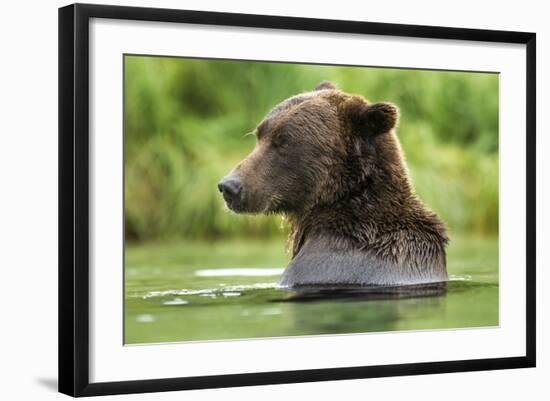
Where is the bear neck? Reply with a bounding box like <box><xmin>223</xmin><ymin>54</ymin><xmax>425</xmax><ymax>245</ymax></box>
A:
<box><xmin>287</xmin><ymin>171</ymin><xmax>415</xmax><ymax>256</ymax></box>
<box><xmin>286</xmin><ymin>132</ymin><xmax>448</xmax><ymax>263</ymax></box>
<box><xmin>283</xmin><ymin>170</ymin><xmax>449</xmax><ymax>286</ymax></box>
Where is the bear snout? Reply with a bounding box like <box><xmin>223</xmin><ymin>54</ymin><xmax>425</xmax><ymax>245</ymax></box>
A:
<box><xmin>218</xmin><ymin>176</ymin><xmax>243</xmax><ymax>209</ymax></box>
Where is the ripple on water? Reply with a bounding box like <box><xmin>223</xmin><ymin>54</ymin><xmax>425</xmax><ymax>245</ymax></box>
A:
<box><xmin>449</xmin><ymin>274</ymin><xmax>473</xmax><ymax>281</ymax></box>
<box><xmin>135</xmin><ymin>314</ymin><xmax>155</xmax><ymax>323</ymax></box>
<box><xmin>141</xmin><ymin>272</ymin><xmax>480</xmax><ymax>307</ymax></box>
<box><xmin>162</xmin><ymin>298</ymin><xmax>189</xmax><ymax>306</ymax></box>
<box><xmin>142</xmin><ymin>282</ymin><xmax>280</xmax><ymax>300</ymax></box>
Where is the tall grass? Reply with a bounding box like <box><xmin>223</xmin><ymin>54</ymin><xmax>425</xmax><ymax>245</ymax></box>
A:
<box><xmin>124</xmin><ymin>56</ymin><xmax>498</xmax><ymax>242</ymax></box>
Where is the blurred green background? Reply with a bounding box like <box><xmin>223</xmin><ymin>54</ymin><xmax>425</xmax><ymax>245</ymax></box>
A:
<box><xmin>124</xmin><ymin>56</ymin><xmax>498</xmax><ymax>243</ymax></box>
<box><xmin>123</xmin><ymin>55</ymin><xmax>499</xmax><ymax>344</ymax></box>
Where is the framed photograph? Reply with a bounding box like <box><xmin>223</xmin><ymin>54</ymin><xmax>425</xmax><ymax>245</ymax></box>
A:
<box><xmin>58</xmin><ymin>3</ymin><xmax>536</xmax><ymax>397</ymax></box>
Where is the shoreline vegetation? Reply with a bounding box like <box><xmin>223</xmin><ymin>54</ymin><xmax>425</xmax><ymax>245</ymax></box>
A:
<box><xmin>124</xmin><ymin>56</ymin><xmax>498</xmax><ymax>243</ymax></box>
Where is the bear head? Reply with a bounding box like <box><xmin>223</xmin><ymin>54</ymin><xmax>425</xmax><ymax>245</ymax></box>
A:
<box><xmin>218</xmin><ymin>81</ymin><xmax>402</xmax><ymax>216</ymax></box>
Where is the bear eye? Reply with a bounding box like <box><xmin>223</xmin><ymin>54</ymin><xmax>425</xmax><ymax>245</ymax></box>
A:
<box><xmin>272</xmin><ymin>132</ymin><xmax>289</xmax><ymax>149</ymax></box>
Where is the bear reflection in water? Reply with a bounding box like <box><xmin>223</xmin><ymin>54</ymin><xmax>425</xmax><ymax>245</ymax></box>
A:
<box><xmin>279</xmin><ymin>281</ymin><xmax>447</xmax><ymax>303</ymax></box>
<box><xmin>277</xmin><ymin>282</ymin><xmax>448</xmax><ymax>335</ymax></box>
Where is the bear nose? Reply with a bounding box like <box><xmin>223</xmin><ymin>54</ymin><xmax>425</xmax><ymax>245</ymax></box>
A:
<box><xmin>218</xmin><ymin>176</ymin><xmax>242</xmax><ymax>201</ymax></box>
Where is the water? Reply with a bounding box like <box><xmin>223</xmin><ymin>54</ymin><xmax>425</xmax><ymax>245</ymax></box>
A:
<box><xmin>124</xmin><ymin>236</ymin><xmax>498</xmax><ymax>344</ymax></box>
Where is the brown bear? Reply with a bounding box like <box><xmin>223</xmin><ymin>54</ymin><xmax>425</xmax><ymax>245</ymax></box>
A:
<box><xmin>218</xmin><ymin>81</ymin><xmax>448</xmax><ymax>287</ymax></box>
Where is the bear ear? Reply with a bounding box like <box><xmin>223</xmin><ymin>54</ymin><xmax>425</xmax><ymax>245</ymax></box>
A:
<box><xmin>345</xmin><ymin>97</ymin><xmax>399</xmax><ymax>137</ymax></box>
<box><xmin>314</xmin><ymin>81</ymin><xmax>336</xmax><ymax>91</ymax></box>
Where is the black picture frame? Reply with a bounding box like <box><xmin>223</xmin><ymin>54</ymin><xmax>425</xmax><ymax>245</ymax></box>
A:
<box><xmin>58</xmin><ymin>3</ymin><xmax>536</xmax><ymax>397</ymax></box>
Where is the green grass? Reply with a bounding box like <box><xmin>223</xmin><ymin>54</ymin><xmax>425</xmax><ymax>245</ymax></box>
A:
<box><xmin>124</xmin><ymin>56</ymin><xmax>499</xmax><ymax>242</ymax></box>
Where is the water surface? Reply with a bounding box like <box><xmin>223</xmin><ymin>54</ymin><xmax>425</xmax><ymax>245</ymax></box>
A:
<box><xmin>125</xmin><ymin>236</ymin><xmax>498</xmax><ymax>344</ymax></box>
